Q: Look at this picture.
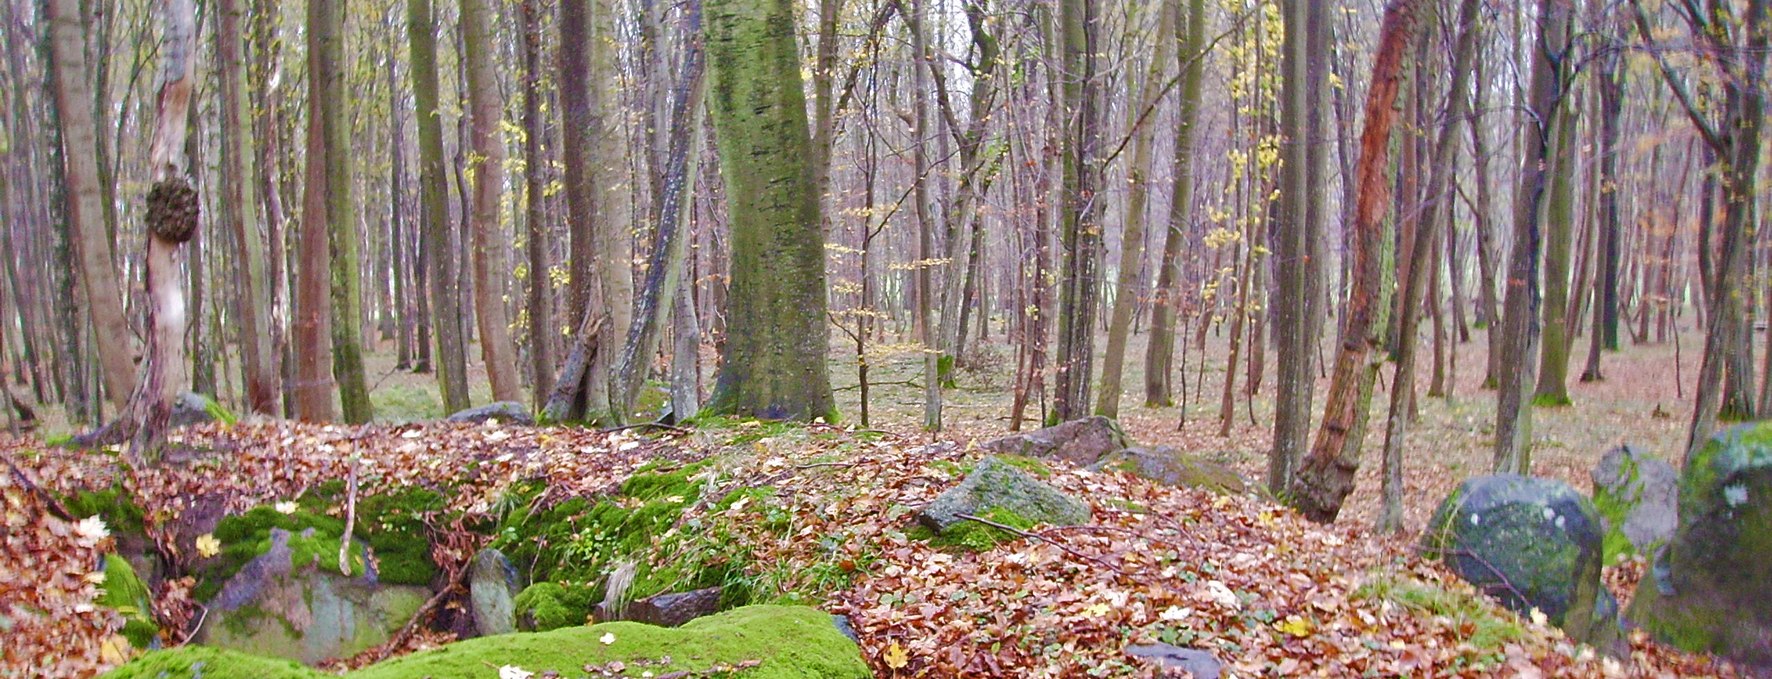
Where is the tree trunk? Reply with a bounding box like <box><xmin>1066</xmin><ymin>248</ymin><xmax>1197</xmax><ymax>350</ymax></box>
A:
<box><xmin>911</xmin><ymin>0</ymin><xmax>942</xmax><ymax>431</ymax></box>
<box><xmin>586</xmin><ymin>0</ymin><xmax>633</xmax><ymax>422</ymax></box>
<box><xmin>1097</xmin><ymin>2</ymin><xmax>1174</xmax><ymax>419</ymax></box>
<box><xmin>319</xmin><ymin>0</ymin><xmax>371</xmax><ymax>423</ymax></box>
<box><xmin>1269</xmin><ymin>0</ymin><xmax>1327</xmax><ymax>492</ymax></box>
<box><xmin>1290</xmin><ymin>0</ymin><xmax>1420</xmax><ymax>523</ymax></box>
<box><xmin>1582</xmin><ymin>43</ymin><xmax>1625</xmax><ymax>382</ymax></box>
<box><xmin>1144</xmin><ymin>0</ymin><xmax>1207</xmax><ymax>409</ymax></box>
<box><xmin>702</xmin><ymin>0</ymin><xmax>836</xmax><ymax>421</ymax></box>
<box><xmin>1533</xmin><ymin>89</ymin><xmax>1578</xmax><ymax>406</ymax></box>
<box><xmin>1495</xmin><ymin>0</ymin><xmax>1573</xmax><ymax>474</ymax></box>
<box><xmin>44</xmin><ymin>0</ymin><xmax>133</xmax><ymax>412</ymax></box>
<box><xmin>462</xmin><ymin>0</ymin><xmax>523</xmax><ymax>405</ymax></box>
<box><xmin>216</xmin><ymin>0</ymin><xmax>277</xmax><ymax>414</ymax></box>
<box><xmin>612</xmin><ymin>2</ymin><xmax>706</xmax><ymax>419</ymax></box>
<box><xmin>1052</xmin><ymin>0</ymin><xmax>1103</xmax><ymax>422</ymax></box>
<box><xmin>521</xmin><ymin>0</ymin><xmax>554</xmax><ymax>408</ymax></box>
<box><xmin>409</xmin><ymin>0</ymin><xmax>469</xmax><ymax>411</ymax></box>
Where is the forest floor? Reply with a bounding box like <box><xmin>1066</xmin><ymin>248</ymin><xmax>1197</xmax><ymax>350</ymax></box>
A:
<box><xmin>3</xmin><ymin>322</ymin><xmax>1762</xmax><ymax>677</ymax></box>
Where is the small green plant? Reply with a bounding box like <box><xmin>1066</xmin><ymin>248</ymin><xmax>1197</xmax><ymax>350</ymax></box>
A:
<box><xmin>1353</xmin><ymin>573</ymin><xmax>1523</xmax><ymax>664</ymax></box>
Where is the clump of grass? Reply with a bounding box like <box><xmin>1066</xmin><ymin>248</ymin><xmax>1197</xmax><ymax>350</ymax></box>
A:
<box><xmin>1353</xmin><ymin>573</ymin><xmax>1523</xmax><ymax>665</ymax></box>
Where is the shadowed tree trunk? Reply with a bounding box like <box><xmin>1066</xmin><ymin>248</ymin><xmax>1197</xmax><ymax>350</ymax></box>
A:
<box><xmin>44</xmin><ymin>0</ymin><xmax>134</xmax><ymax>412</ymax></box>
<box><xmin>463</xmin><ymin>0</ymin><xmax>523</xmax><ymax>405</ymax></box>
<box><xmin>320</xmin><ymin>0</ymin><xmax>371</xmax><ymax>423</ymax></box>
<box><xmin>521</xmin><ymin>0</ymin><xmax>554</xmax><ymax>409</ymax></box>
<box><xmin>409</xmin><ymin>0</ymin><xmax>469</xmax><ymax>412</ymax></box>
<box><xmin>1144</xmin><ymin>0</ymin><xmax>1207</xmax><ymax>409</ymax></box>
<box><xmin>1290</xmin><ymin>0</ymin><xmax>1420</xmax><ymax>523</ymax></box>
<box><xmin>702</xmin><ymin>0</ymin><xmax>836</xmax><ymax>421</ymax></box>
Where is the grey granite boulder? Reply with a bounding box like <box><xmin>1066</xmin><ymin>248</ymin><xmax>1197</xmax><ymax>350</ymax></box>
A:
<box><xmin>1628</xmin><ymin>422</ymin><xmax>1772</xmax><ymax>671</ymax></box>
<box><xmin>1422</xmin><ymin>475</ymin><xmax>1620</xmax><ymax>651</ymax></box>
<box><xmin>981</xmin><ymin>416</ymin><xmax>1131</xmax><ymax>467</ymax></box>
<box><xmin>1590</xmin><ymin>445</ymin><xmax>1678</xmax><ymax>562</ymax></box>
<box><xmin>919</xmin><ymin>456</ymin><xmax>1090</xmax><ymax>534</ymax></box>
<box><xmin>446</xmin><ymin>401</ymin><xmax>534</xmax><ymax>426</ymax></box>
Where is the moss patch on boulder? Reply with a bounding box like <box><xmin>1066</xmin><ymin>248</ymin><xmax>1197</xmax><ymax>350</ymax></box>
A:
<box><xmin>195</xmin><ymin>506</ymin><xmax>364</xmax><ymax>603</ymax></box>
<box><xmin>98</xmin><ymin>553</ymin><xmax>159</xmax><ymax>649</ymax></box>
<box><xmin>513</xmin><ymin>581</ymin><xmax>597</xmax><ymax>631</ymax></box>
<box><xmin>101</xmin><ymin>645</ymin><xmax>324</xmax><ymax>679</ymax></box>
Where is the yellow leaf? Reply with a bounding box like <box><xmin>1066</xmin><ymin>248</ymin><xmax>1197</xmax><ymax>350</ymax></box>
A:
<box><xmin>195</xmin><ymin>533</ymin><xmax>221</xmax><ymax>559</ymax></box>
<box><xmin>99</xmin><ymin>634</ymin><xmax>132</xmax><ymax>664</ymax></box>
<box><xmin>883</xmin><ymin>641</ymin><xmax>909</xmax><ymax>670</ymax></box>
<box><xmin>1275</xmin><ymin>615</ymin><xmax>1313</xmax><ymax>637</ymax></box>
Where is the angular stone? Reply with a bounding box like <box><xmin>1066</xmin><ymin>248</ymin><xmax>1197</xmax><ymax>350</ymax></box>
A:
<box><xmin>197</xmin><ymin>528</ymin><xmax>428</xmax><ymax>665</ymax></box>
<box><xmin>170</xmin><ymin>392</ymin><xmax>224</xmax><ymax>428</ymax></box>
<box><xmin>446</xmin><ymin>401</ymin><xmax>534</xmax><ymax>426</ymax></box>
<box><xmin>1628</xmin><ymin>422</ymin><xmax>1772</xmax><ymax>671</ymax></box>
<box><xmin>981</xmin><ymin>416</ymin><xmax>1131</xmax><ymax>467</ymax></box>
<box><xmin>624</xmin><ymin>587</ymin><xmax>721</xmax><ymax>627</ymax></box>
<box><xmin>918</xmin><ymin>456</ymin><xmax>1091</xmax><ymax>534</ymax></box>
<box><xmin>1092</xmin><ymin>446</ymin><xmax>1247</xmax><ymax>495</ymax></box>
<box><xmin>1422</xmin><ymin>475</ymin><xmax>1619</xmax><ymax>651</ymax></box>
<box><xmin>1590</xmin><ymin>445</ymin><xmax>1678</xmax><ymax>562</ymax></box>
<box><xmin>1125</xmin><ymin>644</ymin><xmax>1222</xmax><ymax>678</ymax></box>
<box><xmin>468</xmin><ymin>548</ymin><xmax>519</xmax><ymax>637</ymax></box>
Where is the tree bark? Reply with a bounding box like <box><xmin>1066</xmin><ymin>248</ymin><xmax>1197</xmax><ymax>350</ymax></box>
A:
<box><xmin>521</xmin><ymin>0</ymin><xmax>554</xmax><ymax>409</ymax></box>
<box><xmin>1290</xmin><ymin>0</ymin><xmax>1420</xmax><ymax>523</ymax></box>
<box><xmin>702</xmin><ymin>0</ymin><xmax>836</xmax><ymax>421</ymax></box>
<box><xmin>462</xmin><ymin>0</ymin><xmax>523</xmax><ymax>405</ymax></box>
<box><xmin>217</xmin><ymin>0</ymin><xmax>277</xmax><ymax>415</ymax></box>
<box><xmin>44</xmin><ymin>0</ymin><xmax>134</xmax><ymax>412</ymax></box>
<box><xmin>1144</xmin><ymin>0</ymin><xmax>1207</xmax><ymax>409</ymax></box>
<box><xmin>319</xmin><ymin>0</ymin><xmax>371</xmax><ymax>423</ymax></box>
<box><xmin>1052</xmin><ymin>0</ymin><xmax>1103</xmax><ymax>422</ymax></box>
<box><xmin>409</xmin><ymin>0</ymin><xmax>469</xmax><ymax>412</ymax></box>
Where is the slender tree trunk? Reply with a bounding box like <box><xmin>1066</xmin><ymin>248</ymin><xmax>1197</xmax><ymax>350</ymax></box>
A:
<box><xmin>702</xmin><ymin>0</ymin><xmax>836</xmax><ymax>421</ymax></box>
<box><xmin>462</xmin><ymin>0</ymin><xmax>523</xmax><ymax>405</ymax></box>
<box><xmin>1582</xmin><ymin>45</ymin><xmax>1625</xmax><ymax>381</ymax></box>
<box><xmin>521</xmin><ymin>0</ymin><xmax>554</xmax><ymax>408</ymax></box>
<box><xmin>586</xmin><ymin>0</ymin><xmax>633</xmax><ymax>422</ymax></box>
<box><xmin>44</xmin><ymin>0</ymin><xmax>133</xmax><ymax>411</ymax></box>
<box><xmin>217</xmin><ymin>0</ymin><xmax>277</xmax><ymax>414</ymax></box>
<box><xmin>1291</xmin><ymin>0</ymin><xmax>1420</xmax><ymax>523</ymax></box>
<box><xmin>409</xmin><ymin>0</ymin><xmax>469</xmax><ymax>412</ymax></box>
<box><xmin>1533</xmin><ymin>91</ymin><xmax>1578</xmax><ymax>406</ymax></box>
<box><xmin>318</xmin><ymin>0</ymin><xmax>371</xmax><ymax>422</ymax></box>
<box><xmin>1097</xmin><ymin>2</ymin><xmax>1174</xmax><ymax>418</ymax></box>
<box><xmin>1495</xmin><ymin>0</ymin><xmax>1572</xmax><ymax>474</ymax></box>
<box><xmin>1269</xmin><ymin>0</ymin><xmax>1326</xmax><ymax>492</ymax></box>
<box><xmin>1052</xmin><ymin>0</ymin><xmax>1103</xmax><ymax>422</ymax></box>
<box><xmin>1144</xmin><ymin>0</ymin><xmax>1207</xmax><ymax>408</ymax></box>
<box><xmin>911</xmin><ymin>0</ymin><xmax>942</xmax><ymax>431</ymax></box>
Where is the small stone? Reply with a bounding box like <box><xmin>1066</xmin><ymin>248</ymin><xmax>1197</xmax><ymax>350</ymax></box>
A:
<box><xmin>1090</xmin><ymin>446</ymin><xmax>1247</xmax><ymax>495</ymax></box>
<box><xmin>918</xmin><ymin>456</ymin><xmax>1091</xmax><ymax>534</ymax></box>
<box><xmin>468</xmin><ymin>548</ymin><xmax>520</xmax><ymax>637</ymax></box>
<box><xmin>447</xmin><ymin>401</ymin><xmax>535</xmax><ymax>426</ymax></box>
<box><xmin>623</xmin><ymin>587</ymin><xmax>722</xmax><ymax>628</ymax></box>
<box><xmin>1124</xmin><ymin>644</ymin><xmax>1222</xmax><ymax>679</ymax></box>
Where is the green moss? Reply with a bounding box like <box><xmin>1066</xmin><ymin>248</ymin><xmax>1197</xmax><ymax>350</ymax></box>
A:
<box><xmin>63</xmin><ymin>486</ymin><xmax>147</xmax><ymax>539</ymax></box>
<box><xmin>204</xmin><ymin>397</ymin><xmax>239</xmax><ymax>426</ymax></box>
<box><xmin>1354</xmin><ymin>575</ymin><xmax>1523</xmax><ymax>655</ymax></box>
<box><xmin>100</xmin><ymin>645</ymin><xmax>325</xmax><ymax>679</ymax></box>
<box><xmin>98</xmin><ymin>554</ymin><xmax>160</xmax><ymax>649</ymax></box>
<box><xmin>196</xmin><ymin>506</ymin><xmax>364</xmax><ymax>603</ymax></box>
<box><xmin>352</xmin><ymin>605</ymin><xmax>868</xmax><ymax>679</ymax></box>
<box><xmin>513</xmin><ymin>581</ymin><xmax>597</xmax><ymax>631</ymax></box>
<box><xmin>1531</xmin><ymin>393</ymin><xmax>1574</xmax><ymax>408</ymax></box>
<box><xmin>912</xmin><ymin>506</ymin><xmax>1035</xmax><ymax>552</ymax></box>
<box><xmin>1590</xmin><ymin>457</ymin><xmax>1640</xmax><ymax>562</ymax></box>
<box><xmin>994</xmin><ymin>455</ymin><xmax>1054</xmax><ymax>479</ymax></box>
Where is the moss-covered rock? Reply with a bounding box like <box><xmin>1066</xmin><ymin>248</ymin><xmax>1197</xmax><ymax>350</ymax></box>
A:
<box><xmin>981</xmin><ymin>415</ymin><xmax>1131</xmax><ymax>467</ymax></box>
<box><xmin>1589</xmin><ymin>445</ymin><xmax>1677</xmax><ymax>563</ymax></box>
<box><xmin>1092</xmin><ymin>446</ymin><xmax>1247</xmax><ymax>495</ymax></box>
<box><xmin>171</xmin><ymin>392</ymin><xmax>236</xmax><ymax>428</ymax></box>
<box><xmin>1627</xmin><ymin>422</ymin><xmax>1772</xmax><ymax>670</ymax></box>
<box><xmin>514</xmin><ymin>581</ymin><xmax>596</xmax><ymax>631</ymax></box>
<box><xmin>109</xmin><ymin>605</ymin><xmax>868</xmax><ymax>679</ymax></box>
<box><xmin>1422</xmin><ymin>475</ymin><xmax>1620</xmax><ymax>652</ymax></box>
<box><xmin>97</xmin><ymin>553</ymin><xmax>160</xmax><ymax>649</ymax></box>
<box><xmin>196</xmin><ymin>528</ymin><xmax>427</xmax><ymax>665</ymax></box>
<box><xmin>467</xmin><ymin>548</ymin><xmax>519</xmax><ymax>636</ymax></box>
<box><xmin>918</xmin><ymin>456</ymin><xmax>1090</xmax><ymax>546</ymax></box>
<box><xmin>354</xmin><ymin>605</ymin><xmax>868</xmax><ymax>679</ymax></box>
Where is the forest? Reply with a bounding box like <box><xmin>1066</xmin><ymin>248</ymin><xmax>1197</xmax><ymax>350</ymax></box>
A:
<box><xmin>2</xmin><ymin>0</ymin><xmax>1771</xmax><ymax>676</ymax></box>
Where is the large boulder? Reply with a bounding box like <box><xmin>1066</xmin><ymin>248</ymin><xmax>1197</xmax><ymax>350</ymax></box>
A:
<box><xmin>1092</xmin><ymin>446</ymin><xmax>1247</xmax><ymax>495</ymax></box>
<box><xmin>1627</xmin><ymin>422</ymin><xmax>1772</xmax><ymax>671</ymax></box>
<box><xmin>1590</xmin><ymin>445</ymin><xmax>1678</xmax><ymax>562</ymax></box>
<box><xmin>447</xmin><ymin>401</ymin><xmax>534</xmax><ymax>426</ymax></box>
<box><xmin>1422</xmin><ymin>475</ymin><xmax>1620</xmax><ymax>651</ymax></box>
<box><xmin>195</xmin><ymin>528</ymin><xmax>428</xmax><ymax>665</ymax></box>
<box><xmin>981</xmin><ymin>416</ymin><xmax>1131</xmax><ymax>467</ymax></box>
<box><xmin>468</xmin><ymin>548</ymin><xmax>520</xmax><ymax>637</ymax></box>
<box><xmin>919</xmin><ymin>456</ymin><xmax>1091</xmax><ymax>547</ymax></box>
<box><xmin>107</xmin><ymin>605</ymin><xmax>872</xmax><ymax>679</ymax></box>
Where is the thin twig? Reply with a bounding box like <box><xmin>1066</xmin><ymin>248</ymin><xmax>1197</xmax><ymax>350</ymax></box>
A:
<box><xmin>954</xmin><ymin>513</ymin><xmax>1127</xmax><ymax>576</ymax></box>
<box><xmin>339</xmin><ymin>455</ymin><xmax>359</xmax><ymax>576</ymax></box>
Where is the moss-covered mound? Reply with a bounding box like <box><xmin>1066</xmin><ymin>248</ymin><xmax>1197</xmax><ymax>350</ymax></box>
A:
<box><xmin>97</xmin><ymin>553</ymin><xmax>160</xmax><ymax>649</ymax></box>
<box><xmin>513</xmin><ymin>581</ymin><xmax>598</xmax><ymax>631</ymax></box>
<box><xmin>193</xmin><ymin>505</ymin><xmax>365</xmax><ymax>603</ymax></box>
<box><xmin>105</xmin><ymin>605</ymin><xmax>869</xmax><ymax>679</ymax></box>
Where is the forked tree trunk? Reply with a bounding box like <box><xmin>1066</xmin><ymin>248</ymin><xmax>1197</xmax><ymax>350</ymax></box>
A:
<box><xmin>1144</xmin><ymin>0</ymin><xmax>1207</xmax><ymax>409</ymax></box>
<box><xmin>409</xmin><ymin>0</ymin><xmax>469</xmax><ymax>411</ymax></box>
<box><xmin>1290</xmin><ymin>0</ymin><xmax>1420</xmax><ymax>523</ymax></box>
<box><xmin>463</xmin><ymin>0</ymin><xmax>523</xmax><ymax>405</ymax></box>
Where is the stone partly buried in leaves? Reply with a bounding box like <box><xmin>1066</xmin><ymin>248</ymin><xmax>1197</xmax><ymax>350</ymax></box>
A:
<box><xmin>1091</xmin><ymin>446</ymin><xmax>1248</xmax><ymax>495</ymax></box>
<box><xmin>1628</xmin><ymin>422</ymin><xmax>1772</xmax><ymax>671</ymax></box>
<box><xmin>981</xmin><ymin>415</ymin><xmax>1131</xmax><ymax>467</ymax></box>
<box><xmin>1589</xmin><ymin>445</ymin><xmax>1678</xmax><ymax>562</ymax></box>
<box><xmin>918</xmin><ymin>456</ymin><xmax>1091</xmax><ymax>534</ymax></box>
<box><xmin>1422</xmin><ymin>474</ymin><xmax>1622</xmax><ymax>652</ymax></box>
<box><xmin>446</xmin><ymin>401</ymin><xmax>535</xmax><ymax>426</ymax></box>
